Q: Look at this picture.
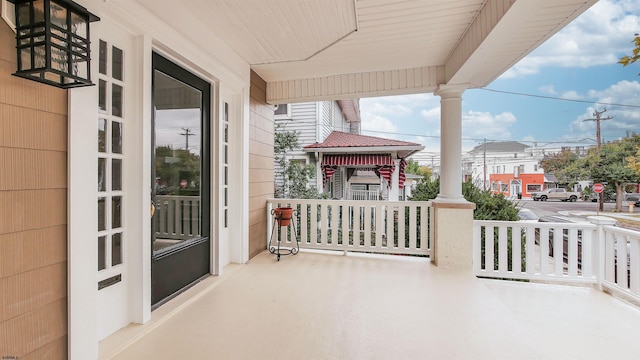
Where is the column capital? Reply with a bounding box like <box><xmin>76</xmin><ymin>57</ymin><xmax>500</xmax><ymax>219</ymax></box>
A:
<box><xmin>434</xmin><ymin>83</ymin><xmax>471</xmax><ymax>98</ymax></box>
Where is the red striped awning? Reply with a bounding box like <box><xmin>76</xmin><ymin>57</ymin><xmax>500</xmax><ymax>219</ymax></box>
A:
<box><xmin>399</xmin><ymin>159</ymin><xmax>407</xmax><ymax>189</ymax></box>
<box><xmin>322</xmin><ymin>154</ymin><xmax>394</xmax><ymax>167</ymax></box>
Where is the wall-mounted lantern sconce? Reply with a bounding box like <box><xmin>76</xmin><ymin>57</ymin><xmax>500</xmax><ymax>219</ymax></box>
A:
<box><xmin>7</xmin><ymin>0</ymin><xmax>99</xmax><ymax>88</ymax></box>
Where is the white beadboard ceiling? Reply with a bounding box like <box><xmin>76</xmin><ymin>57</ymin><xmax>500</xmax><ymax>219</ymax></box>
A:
<box><xmin>132</xmin><ymin>0</ymin><xmax>597</xmax><ymax>103</ymax></box>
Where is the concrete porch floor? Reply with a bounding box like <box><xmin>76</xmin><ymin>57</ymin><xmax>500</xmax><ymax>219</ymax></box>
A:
<box><xmin>100</xmin><ymin>251</ymin><xmax>640</xmax><ymax>360</ymax></box>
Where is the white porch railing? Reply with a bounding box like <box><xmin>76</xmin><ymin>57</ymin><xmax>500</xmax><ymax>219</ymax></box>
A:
<box><xmin>601</xmin><ymin>224</ymin><xmax>640</xmax><ymax>303</ymax></box>
<box><xmin>351</xmin><ymin>189</ymin><xmax>380</xmax><ymax>201</ymax></box>
<box><xmin>154</xmin><ymin>195</ymin><xmax>200</xmax><ymax>239</ymax></box>
<box><xmin>474</xmin><ymin>218</ymin><xmax>640</xmax><ymax>304</ymax></box>
<box><xmin>267</xmin><ymin>199</ymin><xmax>432</xmax><ymax>256</ymax></box>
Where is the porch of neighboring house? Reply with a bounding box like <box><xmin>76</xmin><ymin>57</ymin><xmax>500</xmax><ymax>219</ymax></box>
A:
<box><xmin>100</xmin><ymin>250</ymin><xmax>640</xmax><ymax>360</ymax></box>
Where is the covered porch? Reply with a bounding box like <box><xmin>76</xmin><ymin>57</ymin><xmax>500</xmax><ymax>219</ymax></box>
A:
<box><xmin>100</xmin><ymin>250</ymin><xmax>640</xmax><ymax>359</ymax></box>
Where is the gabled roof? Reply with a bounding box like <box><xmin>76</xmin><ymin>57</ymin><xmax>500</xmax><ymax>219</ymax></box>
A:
<box><xmin>468</xmin><ymin>141</ymin><xmax>528</xmax><ymax>154</ymax></box>
<box><xmin>304</xmin><ymin>131</ymin><xmax>424</xmax><ymax>159</ymax></box>
<box><xmin>305</xmin><ymin>131</ymin><xmax>421</xmax><ymax>148</ymax></box>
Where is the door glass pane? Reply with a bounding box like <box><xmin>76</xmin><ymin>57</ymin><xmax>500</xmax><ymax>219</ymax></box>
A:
<box><xmin>112</xmin><ymin>159</ymin><xmax>122</xmax><ymax>191</ymax></box>
<box><xmin>112</xmin><ymin>121</ymin><xmax>122</xmax><ymax>154</ymax></box>
<box><xmin>98</xmin><ymin>197</ymin><xmax>106</xmax><ymax>231</ymax></box>
<box><xmin>98</xmin><ymin>158</ymin><xmax>106</xmax><ymax>191</ymax></box>
<box><xmin>112</xmin><ymin>196</ymin><xmax>122</xmax><ymax>229</ymax></box>
<box><xmin>112</xmin><ymin>232</ymin><xmax>123</xmax><ymax>266</ymax></box>
<box><xmin>112</xmin><ymin>46</ymin><xmax>123</xmax><ymax>81</ymax></box>
<box><xmin>98</xmin><ymin>236</ymin><xmax>106</xmax><ymax>270</ymax></box>
<box><xmin>153</xmin><ymin>70</ymin><xmax>202</xmax><ymax>252</ymax></box>
<box><xmin>112</xmin><ymin>84</ymin><xmax>123</xmax><ymax>117</ymax></box>
<box><xmin>98</xmin><ymin>118</ymin><xmax>106</xmax><ymax>152</ymax></box>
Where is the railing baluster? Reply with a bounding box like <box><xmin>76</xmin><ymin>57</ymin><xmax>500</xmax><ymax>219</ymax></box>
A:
<box><xmin>525</xmin><ymin>226</ymin><xmax>535</xmax><ymax>274</ymax></box>
<box><xmin>498</xmin><ymin>225</ymin><xmax>508</xmax><ymax>273</ymax></box>
<box><xmin>375</xmin><ymin>204</ymin><xmax>384</xmax><ymax>248</ymax></box>
<box><xmin>630</xmin><ymin>237</ymin><xmax>640</xmax><ymax>294</ymax></box>
<box><xmin>553</xmin><ymin>228</ymin><xmax>563</xmax><ymax>276</ymax></box>
<box><xmin>330</xmin><ymin>204</ymin><xmax>339</xmax><ymax>245</ymax></box>
<box><xmin>540</xmin><ymin>229</ymin><xmax>549</xmax><ymax>275</ymax></box>
<box><xmin>320</xmin><ymin>204</ymin><xmax>328</xmax><ymax>246</ymax></box>
<box><xmin>398</xmin><ymin>205</ymin><xmax>407</xmax><ymax>249</ymax></box>
<box><xmin>617</xmin><ymin>235</ymin><xmax>629</xmax><ymax>288</ymax></box>
<box><xmin>512</xmin><ymin>224</ymin><xmax>522</xmax><ymax>273</ymax></box>
<box><xmin>387</xmin><ymin>205</ymin><xmax>396</xmax><ymax>249</ymax></box>
<box><xmin>409</xmin><ymin>205</ymin><xmax>417</xmax><ymax>251</ymax></box>
<box><xmin>486</xmin><ymin>225</ymin><xmax>495</xmax><ymax>271</ymax></box>
<box><xmin>364</xmin><ymin>205</ymin><xmax>372</xmax><ymax>247</ymax></box>
<box><xmin>567</xmin><ymin>228</ymin><xmax>578</xmax><ymax>276</ymax></box>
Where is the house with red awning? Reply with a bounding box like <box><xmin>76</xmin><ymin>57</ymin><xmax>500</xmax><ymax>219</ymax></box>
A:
<box><xmin>304</xmin><ymin>131</ymin><xmax>424</xmax><ymax>201</ymax></box>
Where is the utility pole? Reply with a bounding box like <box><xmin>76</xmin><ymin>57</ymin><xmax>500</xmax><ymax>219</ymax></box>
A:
<box><xmin>483</xmin><ymin>138</ymin><xmax>487</xmax><ymax>191</ymax></box>
<box><xmin>584</xmin><ymin>109</ymin><xmax>613</xmax><ymax>211</ymax></box>
<box><xmin>583</xmin><ymin>108</ymin><xmax>613</xmax><ymax>153</ymax></box>
<box><xmin>180</xmin><ymin>127</ymin><xmax>195</xmax><ymax>151</ymax></box>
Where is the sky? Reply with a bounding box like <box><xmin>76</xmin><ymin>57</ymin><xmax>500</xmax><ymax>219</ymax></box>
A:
<box><xmin>359</xmin><ymin>0</ymin><xmax>640</xmax><ymax>166</ymax></box>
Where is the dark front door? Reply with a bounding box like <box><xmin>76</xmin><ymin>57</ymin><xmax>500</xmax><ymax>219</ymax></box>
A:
<box><xmin>151</xmin><ymin>52</ymin><xmax>211</xmax><ymax>307</ymax></box>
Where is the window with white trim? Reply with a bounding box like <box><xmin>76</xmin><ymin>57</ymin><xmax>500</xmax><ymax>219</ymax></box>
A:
<box><xmin>274</xmin><ymin>104</ymin><xmax>290</xmax><ymax>118</ymax></box>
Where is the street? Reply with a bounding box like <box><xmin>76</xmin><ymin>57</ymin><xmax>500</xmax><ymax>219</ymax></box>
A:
<box><xmin>516</xmin><ymin>198</ymin><xmax>621</xmax><ymax>218</ymax></box>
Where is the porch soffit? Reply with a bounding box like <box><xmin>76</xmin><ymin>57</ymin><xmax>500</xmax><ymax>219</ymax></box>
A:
<box><xmin>128</xmin><ymin>0</ymin><xmax>596</xmax><ymax>103</ymax></box>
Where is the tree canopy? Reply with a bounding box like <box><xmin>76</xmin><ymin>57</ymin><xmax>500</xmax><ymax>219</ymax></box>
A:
<box><xmin>410</xmin><ymin>177</ymin><xmax>518</xmax><ymax>221</ymax></box>
<box><xmin>274</xmin><ymin>125</ymin><xmax>321</xmax><ymax>199</ymax></box>
<box><xmin>404</xmin><ymin>158</ymin><xmax>432</xmax><ymax>178</ymax></box>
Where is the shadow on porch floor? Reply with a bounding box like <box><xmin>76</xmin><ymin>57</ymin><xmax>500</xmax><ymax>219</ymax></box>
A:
<box><xmin>101</xmin><ymin>250</ymin><xmax>640</xmax><ymax>359</ymax></box>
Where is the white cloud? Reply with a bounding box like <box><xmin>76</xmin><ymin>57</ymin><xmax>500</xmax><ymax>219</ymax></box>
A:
<box><xmin>502</xmin><ymin>0</ymin><xmax>640</xmax><ymax>78</ymax></box>
<box><xmin>539</xmin><ymin>85</ymin><xmax>557</xmax><ymax>95</ymax></box>
<box><xmin>462</xmin><ymin>111</ymin><xmax>516</xmax><ymax>141</ymax></box>
<box><xmin>569</xmin><ymin>80</ymin><xmax>640</xmax><ymax>140</ymax></box>
<box><xmin>360</xmin><ymin>113</ymin><xmax>398</xmax><ymax>135</ymax></box>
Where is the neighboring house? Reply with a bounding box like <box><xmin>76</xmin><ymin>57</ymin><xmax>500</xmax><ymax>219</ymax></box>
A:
<box><xmin>462</xmin><ymin>141</ymin><xmax>595</xmax><ymax>198</ymax></box>
<box><xmin>304</xmin><ymin>131</ymin><xmax>424</xmax><ymax>201</ymax></box>
<box><xmin>274</xmin><ymin>100</ymin><xmax>360</xmax><ymax>194</ymax></box>
<box><xmin>0</xmin><ymin>1</ymin><xmax>595</xmax><ymax>359</ymax></box>
<box><xmin>275</xmin><ymin>101</ymin><xmax>424</xmax><ymax>201</ymax></box>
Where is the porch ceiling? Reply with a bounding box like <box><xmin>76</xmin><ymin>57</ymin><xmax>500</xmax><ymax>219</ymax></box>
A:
<box><xmin>131</xmin><ymin>0</ymin><xmax>596</xmax><ymax>103</ymax></box>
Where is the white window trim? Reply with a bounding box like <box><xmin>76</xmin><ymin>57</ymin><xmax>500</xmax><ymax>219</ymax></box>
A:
<box><xmin>1</xmin><ymin>0</ymin><xmax>16</xmax><ymax>33</ymax></box>
<box><xmin>274</xmin><ymin>104</ymin><xmax>291</xmax><ymax>119</ymax></box>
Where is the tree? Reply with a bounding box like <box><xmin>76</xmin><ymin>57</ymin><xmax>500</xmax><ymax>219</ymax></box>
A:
<box><xmin>619</xmin><ymin>33</ymin><xmax>640</xmax><ymax>75</ymax></box>
<box><xmin>404</xmin><ymin>158</ymin><xmax>432</xmax><ymax>178</ymax></box>
<box><xmin>582</xmin><ymin>135</ymin><xmax>640</xmax><ymax>211</ymax></box>
<box><xmin>274</xmin><ymin>125</ymin><xmax>321</xmax><ymax>199</ymax></box>
<box><xmin>539</xmin><ymin>149</ymin><xmax>579</xmax><ymax>186</ymax></box>
<box><xmin>409</xmin><ymin>177</ymin><xmax>518</xmax><ymax>221</ymax></box>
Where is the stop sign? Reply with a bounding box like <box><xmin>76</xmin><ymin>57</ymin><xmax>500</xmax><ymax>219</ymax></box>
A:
<box><xmin>593</xmin><ymin>183</ymin><xmax>604</xmax><ymax>193</ymax></box>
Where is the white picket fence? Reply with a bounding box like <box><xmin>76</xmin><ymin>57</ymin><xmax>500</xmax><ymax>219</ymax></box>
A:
<box><xmin>267</xmin><ymin>199</ymin><xmax>432</xmax><ymax>256</ymax></box>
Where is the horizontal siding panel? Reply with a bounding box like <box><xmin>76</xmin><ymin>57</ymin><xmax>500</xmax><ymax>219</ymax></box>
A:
<box><xmin>266</xmin><ymin>66</ymin><xmax>442</xmax><ymax>104</ymax></box>
<box><xmin>0</xmin><ymin>226</ymin><xmax>67</xmax><ymax>279</ymax></box>
<box><xmin>0</xmin><ymin>189</ymin><xmax>67</xmax><ymax>235</ymax></box>
<box><xmin>0</xmin><ymin>104</ymin><xmax>67</xmax><ymax>151</ymax></box>
<box><xmin>0</xmin><ymin>148</ymin><xmax>67</xmax><ymax>191</ymax></box>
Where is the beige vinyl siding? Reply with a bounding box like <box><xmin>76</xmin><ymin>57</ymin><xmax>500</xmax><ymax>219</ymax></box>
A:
<box><xmin>0</xmin><ymin>17</ymin><xmax>68</xmax><ymax>360</ymax></box>
<box><xmin>248</xmin><ymin>71</ymin><xmax>274</xmax><ymax>259</ymax></box>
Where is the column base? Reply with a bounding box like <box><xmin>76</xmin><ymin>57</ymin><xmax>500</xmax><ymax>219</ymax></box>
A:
<box><xmin>431</xmin><ymin>200</ymin><xmax>476</xmax><ymax>270</ymax></box>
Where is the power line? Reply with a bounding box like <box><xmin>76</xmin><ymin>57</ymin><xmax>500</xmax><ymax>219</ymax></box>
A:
<box><xmin>360</xmin><ymin>128</ymin><xmax>598</xmax><ymax>145</ymax></box>
<box><xmin>480</xmin><ymin>88</ymin><xmax>640</xmax><ymax>109</ymax></box>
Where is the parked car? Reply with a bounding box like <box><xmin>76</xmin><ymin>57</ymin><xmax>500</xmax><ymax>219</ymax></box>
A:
<box><xmin>531</xmin><ymin>188</ymin><xmax>580</xmax><ymax>202</ymax></box>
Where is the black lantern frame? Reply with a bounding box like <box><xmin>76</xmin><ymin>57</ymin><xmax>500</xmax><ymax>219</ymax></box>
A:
<box><xmin>8</xmin><ymin>0</ymin><xmax>99</xmax><ymax>88</ymax></box>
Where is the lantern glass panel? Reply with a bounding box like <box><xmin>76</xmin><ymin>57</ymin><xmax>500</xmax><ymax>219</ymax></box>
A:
<box><xmin>71</xmin><ymin>11</ymin><xmax>87</xmax><ymax>39</ymax></box>
<box><xmin>50</xmin><ymin>2</ymin><xmax>68</xmax><ymax>30</ymax></box>
<box><xmin>72</xmin><ymin>54</ymin><xmax>88</xmax><ymax>78</ymax></box>
<box><xmin>52</xmin><ymin>46</ymin><xmax>68</xmax><ymax>73</ymax></box>
<box><xmin>34</xmin><ymin>1</ymin><xmax>45</xmax><ymax>23</ymax></box>
<box><xmin>33</xmin><ymin>45</ymin><xmax>46</xmax><ymax>68</ymax></box>
<box><xmin>20</xmin><ymin>48</ymin><xmax>31</xmax><ymax>70</ymax></box>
